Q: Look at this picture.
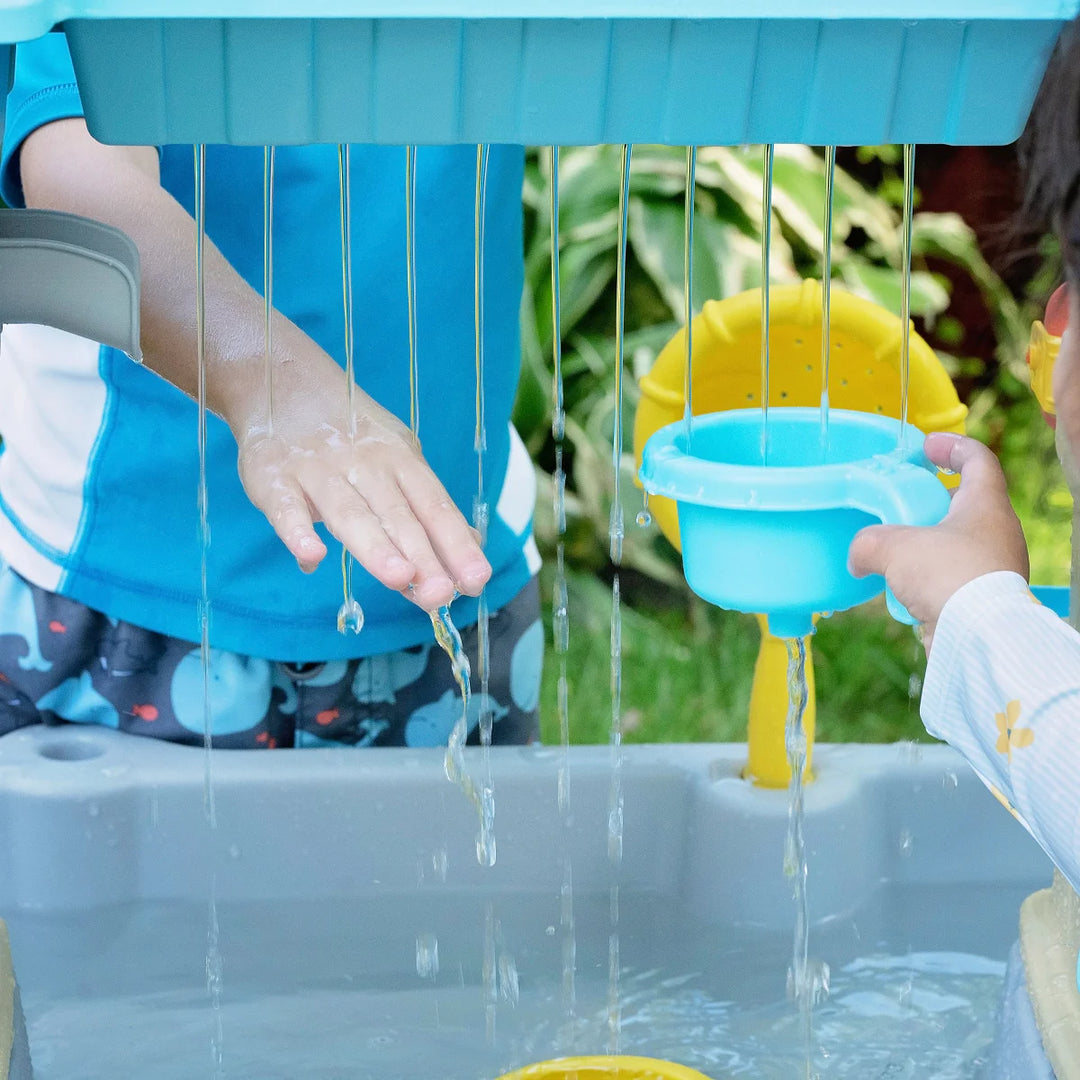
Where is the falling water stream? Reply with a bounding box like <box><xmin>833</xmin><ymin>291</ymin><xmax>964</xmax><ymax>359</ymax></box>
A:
<box><xmin>193</xmin><ymin>142</ymin><xmax>224</xmax><ymax>1080</ymax></box>
<box><xmin>473</xmin><ymin>143</ymin><xmax>495</xmax><ymax>871</ymax></box>
<box><xmin>606</xmin><ymin>142</ymin><xmax>633</xmax><ymax>1055</ymax></box>
<box><xmin>683</xmin><ymin>145</ymin><xmax>697</xmax><ymax>445</ymax></box>
<box><xmin>760</xmin><ymin>144</ymin><xmax>774</xmax><ymax>465</ymax></box>
<box><xmin>782</xmin><ymin>639</ymin><xmax>829</xmax><ymax>1078</ymax></box>
<box><xmin>549</xmin><ymin>144</ymin><xmax>577</xmax><ymax>1039</ymax></box>
<box><xmin>819</xmin><ymin>146</ymin><xmax>835</xmax><ymax>458</ymax></box>
<box><xmin>405</xmin><ymin>146</ymin><xmax>420</xmax><ymax>440</ymax></box>
<box><xmin>263</xmin><ymin>146</ymin><xmax>275</xmax><ymax>431</ymax></box>
<box><xmin>899</xmin><ymin>144</ymin><xmax>916</xmax><ymax>441</ymax></box>
<box><xmin>336</xmin><ymin>144</ymin><xmax>364</xmax><ymax>636</ymax></box>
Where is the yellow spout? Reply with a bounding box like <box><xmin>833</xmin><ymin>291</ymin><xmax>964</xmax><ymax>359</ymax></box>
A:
<box><xmin>744</xmin><ymin>614</ymin><xmax>815</xmax><ymax>788</ymax></box>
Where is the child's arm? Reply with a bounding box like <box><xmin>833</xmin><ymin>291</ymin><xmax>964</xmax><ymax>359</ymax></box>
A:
<box><xmin>850</xmin><ymin>434</ymin><xmax>1080</xmax><ymax>891</ymax></box>
<box><xmin>919</xmin><ymin>569</ymin><xmax>1080</xmax><ymax>892</ymax></box>
<box><xmin>16</xmin><ymin>117</ymin><xmax>489</xmax><ymax>613</ymax></box>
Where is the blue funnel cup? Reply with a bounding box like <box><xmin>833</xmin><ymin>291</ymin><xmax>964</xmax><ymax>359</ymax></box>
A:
<box><xmin>639</xmin><ymin>407</ymin><xmax>951</xmax><ymax>639</ymax></box>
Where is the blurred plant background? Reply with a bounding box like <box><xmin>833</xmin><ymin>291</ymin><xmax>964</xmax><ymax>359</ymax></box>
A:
<box><xmin>514</xmin><ymin>143</ymin><xmax>1068</xmax><ymax>746</ymax></box>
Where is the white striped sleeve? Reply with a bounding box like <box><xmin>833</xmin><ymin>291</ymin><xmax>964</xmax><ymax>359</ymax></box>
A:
<box><xmin>921</xmin><ymin>570</ymin><xmax>1080</xmax><ymax>893</ymax></box>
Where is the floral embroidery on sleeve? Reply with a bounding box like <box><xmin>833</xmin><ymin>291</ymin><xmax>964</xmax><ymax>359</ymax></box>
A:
<box><xmin>995</xmin><ymin>700</ymin><xmax>1034</xmax><ymax>762</ymax></box>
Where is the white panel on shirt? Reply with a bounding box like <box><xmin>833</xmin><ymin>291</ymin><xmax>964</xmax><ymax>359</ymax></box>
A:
<box><xmin>0</xmin><ymin>324</ymin><xmax>105</xmax><ymax>583</ymax></box>
<box><xmin>495</xmin><ymin>423</ymin><xmax>539</xmax><ymax>573</ymax></box>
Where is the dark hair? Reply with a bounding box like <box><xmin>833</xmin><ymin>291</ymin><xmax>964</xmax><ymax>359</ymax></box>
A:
<box><xmin>1021</xmin><ymin>17</ymin><xmax>1080</xmax><ymax>282</ymax></box>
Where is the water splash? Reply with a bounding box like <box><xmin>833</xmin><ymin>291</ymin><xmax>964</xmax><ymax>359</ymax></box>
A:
<box><xmin>760</xmin><ymin>144</ymin><xmax>775</xmax><ymax>466</ymax></box>
<box><xmin>899</xmin><ymin>144</ymin><xmax>916</xmax><ymax>443</ymax></box>
<box><xmin>820</xmin><ymin>146</ymin><xmax>835</xmax><ymax>459</ymax></box>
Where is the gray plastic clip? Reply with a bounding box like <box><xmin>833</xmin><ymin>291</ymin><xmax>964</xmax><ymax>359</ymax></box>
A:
<box><xmin>0</xmin><ymin>207</ymin><xmax>140</xmax><ymax>358</ymax></box>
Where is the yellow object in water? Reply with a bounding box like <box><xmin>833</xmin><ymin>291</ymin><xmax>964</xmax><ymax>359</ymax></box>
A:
<box><xmin>495</xmin><ymin>1056</ymin><xmax>716</xmax><ymax>1079</ymax></box>
<box><xmin>633</xmin><ymin>281</ymin><xmax>966</xmax><ymax>788</ymax></box>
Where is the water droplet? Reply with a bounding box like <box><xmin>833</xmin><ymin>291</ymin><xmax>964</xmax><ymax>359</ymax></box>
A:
<box><xmin>635</xmin><ymin>509</ymin><xmax>652</xmax><ymax>528</ymax></box>
<box><xmin>552</xmin><ymin>408</ymin><xmax>566</xmax><ymax>443</ymax></box>
<box><xmin>545</xmin><ymin>925</ymin><xmax>556</xmax><ymax>936</ymax></box>
<box><xmin>228</xmin><ymin>843</ymin><xmax>241</xmax><ymax>861</ymax></box>
<box><xmin>337</xmin><ymin>597</ymin><xmax>364</xmax><ymax>635</ymax></box>
<box><xmin>908</xmin><ymin>673</ymin><xmax>923</xmax><ymax>699</ymax></box>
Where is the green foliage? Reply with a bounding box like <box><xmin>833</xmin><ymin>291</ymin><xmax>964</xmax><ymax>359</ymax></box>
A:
<box><xmin>519</xmin><ymin>144</ymin><xmax>1069</xmax><ymax>745</ymax></box>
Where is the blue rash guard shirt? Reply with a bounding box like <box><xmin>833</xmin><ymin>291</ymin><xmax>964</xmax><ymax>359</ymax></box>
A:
<box><xmin>0</xmin><ymin>32</ymin><xmax>537</xmax><ymax>662</ymax></box>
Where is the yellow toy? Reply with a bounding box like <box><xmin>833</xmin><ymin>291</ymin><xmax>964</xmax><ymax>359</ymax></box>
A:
<box><xmin>495</xmin><ymin>1056</ymin><xmax>715</xmax><ymax>1079</ymax></box>
<box><xmin>1026</xmin><ymin>281</ymin><xmax>1068</xmax><ymax>427</ymax></box>
<box><xmin>633</xmin><ymin>280</ymin><xmax>966</xmax><ymax>787</ymax></box>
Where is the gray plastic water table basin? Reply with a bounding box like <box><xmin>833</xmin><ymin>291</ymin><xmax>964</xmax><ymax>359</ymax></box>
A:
<box><xmin>0</xmin><ymin>727</ymin><xmax>1052</xmax><ymax>1078</ymax></box>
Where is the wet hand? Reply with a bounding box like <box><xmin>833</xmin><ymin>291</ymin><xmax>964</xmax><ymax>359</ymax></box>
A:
<box><xmin>231</xmin><ymin>354</ymin><xmax>490</xmax><ymax>611</ymax></box>
<box><xmin>847</xmin><ymin>433</ymin><xmax>1029</xmax><ymax>654</ymax></box>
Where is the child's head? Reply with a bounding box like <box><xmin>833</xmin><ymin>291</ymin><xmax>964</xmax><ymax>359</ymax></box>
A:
<box><xmin>1022</xmin><ymin>17</ymin><xmax>1080</xmax><ymax>467</ymax></box>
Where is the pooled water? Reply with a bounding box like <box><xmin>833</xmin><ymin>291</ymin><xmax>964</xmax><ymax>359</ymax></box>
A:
<box><xmin>12</xmin><ymin>895</ymin><xmax>1014</xmax><ymax>1080</ymax></box>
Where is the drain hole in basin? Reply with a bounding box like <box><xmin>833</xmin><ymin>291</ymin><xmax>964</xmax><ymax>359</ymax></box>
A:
<box><xmin>39</xmin><ymin>738</ymin><xmax>105</xmax><ymax>761</ymax></box>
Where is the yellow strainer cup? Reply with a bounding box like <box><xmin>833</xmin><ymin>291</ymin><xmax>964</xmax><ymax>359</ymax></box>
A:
<box><xmin>495</xmin><ymin>1056</ymin><xmax>715</xmax><ymax>1079</ymax></box>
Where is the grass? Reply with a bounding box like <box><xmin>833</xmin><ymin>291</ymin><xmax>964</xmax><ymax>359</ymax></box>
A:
<box><xmin>538</xmin><ymin>564</ymin><xmax>932</xmax><ymax>747</ymax></box>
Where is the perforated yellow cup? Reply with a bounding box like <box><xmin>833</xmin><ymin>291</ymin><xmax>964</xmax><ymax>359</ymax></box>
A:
<box><xmin>495</xmin><ymin>1057</ymin><xmax>715</xmax><ymax>1079</ymax></box>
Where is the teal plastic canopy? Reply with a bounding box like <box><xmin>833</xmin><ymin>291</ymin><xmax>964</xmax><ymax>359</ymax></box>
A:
<box><xmin>0</xmin><ymin>1</ymin><xmax>1069</xmax><ymax>145</ymax></box>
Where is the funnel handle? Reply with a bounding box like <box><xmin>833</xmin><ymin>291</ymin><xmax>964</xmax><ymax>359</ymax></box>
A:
<box><xmin>845</xmin><ymin>458</ymin><xmax>951</xmax><ymax>627</ymax></box>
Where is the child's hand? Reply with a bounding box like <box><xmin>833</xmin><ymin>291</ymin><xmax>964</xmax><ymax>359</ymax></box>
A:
<box><xmin>231</xmin><ymin>347</ymin><xmax>490</xmax><ymax>612</ymax></box>
<box><xmin>848</xmin><ymin>433</ymin><xmax>1029</xmax><ymax>653</ymax></box>
<box><xmin>17</xmin><ymin>119</ymin><xmax>490</xmax><ymax>615</ymax></box>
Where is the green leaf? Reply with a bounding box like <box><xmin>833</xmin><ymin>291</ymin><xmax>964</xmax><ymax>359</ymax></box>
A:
<box><xmin>839</xmin><ymin>261</ymin><xmax>950</xmax><ymax>322</ymax></box>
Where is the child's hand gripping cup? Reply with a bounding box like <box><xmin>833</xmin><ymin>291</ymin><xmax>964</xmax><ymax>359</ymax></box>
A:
<box><xmin>638</xmin><ymin>407</ymin><xmax>951</xmax><ymax>639</ymax></box>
